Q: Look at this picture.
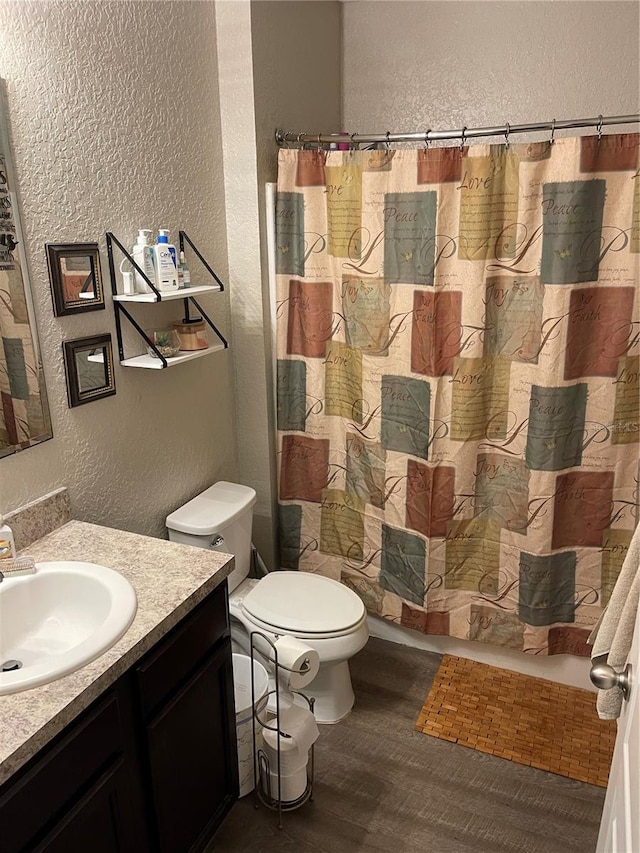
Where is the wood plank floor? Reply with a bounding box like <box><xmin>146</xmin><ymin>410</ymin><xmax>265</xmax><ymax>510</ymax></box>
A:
<box><xmin>208</xmin><ymin>638</ymin><xmax>606</xmax><ymax>853</ymax></box>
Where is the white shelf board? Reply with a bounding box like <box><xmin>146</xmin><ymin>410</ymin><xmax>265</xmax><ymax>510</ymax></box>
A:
<box><xmin>120</xmin><ymin>343</ymin><xmax>226</xmax><ymax>369</ymax></box>
<box><xmin>112</xmin><ymin>283</ymin><xmax>222</xmax><ymax>303</ymax></box>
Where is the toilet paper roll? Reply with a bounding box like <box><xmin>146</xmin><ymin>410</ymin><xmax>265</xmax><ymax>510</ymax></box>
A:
<box><xmin>273</xmin><ymin>635</ymin><xmax>320</xmax><ymax>689</ymax></box>
<box><xmin>263</xmin><ymin>705</ymin><xmax>319</xmax><ymax>762</ymax></box>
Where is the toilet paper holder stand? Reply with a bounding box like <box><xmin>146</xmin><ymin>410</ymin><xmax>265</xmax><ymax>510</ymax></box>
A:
<box><xmin>249</xmin><ymin>631</ymin><xmax>316</xmax><ymax>829</ymax></box>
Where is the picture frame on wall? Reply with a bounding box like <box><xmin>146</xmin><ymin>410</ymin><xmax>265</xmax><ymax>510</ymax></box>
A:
<box><xmin>46</xmin><ymin>242</ymin><xmax>105</xmax><ymax>316</ymax></box>
<box><xmin>62</xmin><ymin>334</ymin><xmax>116</xmax><ymax>408</ymax></box>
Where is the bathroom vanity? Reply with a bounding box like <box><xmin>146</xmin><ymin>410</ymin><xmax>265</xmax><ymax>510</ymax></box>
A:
<box><xmin>0</xmin><ymin>521</ymin><xmax>239</xmax><ymax>853</ymax></box>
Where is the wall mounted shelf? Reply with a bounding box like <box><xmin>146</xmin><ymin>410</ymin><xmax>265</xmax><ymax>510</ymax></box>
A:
<box><xmin>105</xmin><ymin>231</ymin><xmax>228</xmax><ymax>369</ymax></box>
<box><xmin>121</xmin><ymin>342</ymin><xmax>226</xmax><ymax>370</ymax></box>
<box><xmin>112</xmin><ymin>283</ymin><xmax>222</xmax><ymax>303</ymax></box>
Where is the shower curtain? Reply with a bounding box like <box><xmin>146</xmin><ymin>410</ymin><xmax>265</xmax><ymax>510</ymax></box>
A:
<box><xmin>275</xmin><ymin>133</ymin><xmax>640</xmax><ymax>656</ymax></box>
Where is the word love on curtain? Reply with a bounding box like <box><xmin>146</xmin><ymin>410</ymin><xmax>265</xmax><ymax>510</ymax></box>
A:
<box><xmin>275</xmin><ymin>134</ymin><xmax>640</xmax><ymax>656</ymax></box>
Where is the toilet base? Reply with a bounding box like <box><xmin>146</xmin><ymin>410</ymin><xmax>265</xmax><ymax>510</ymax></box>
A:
<box><xmin>298</xmin><ymin>660</ymin><xmax>355</xmax><ymax>724</ymax></box>
<box><xmin>231</xmin><ymin>627</ymin><xmax>357</xmax><ymax>724</ymax></box>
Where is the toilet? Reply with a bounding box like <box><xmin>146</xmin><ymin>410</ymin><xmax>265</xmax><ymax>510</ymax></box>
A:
<box><xmin>166</xmin><ymin>482</ymin><xmax>369</xmax><ymax>724</ymax></box>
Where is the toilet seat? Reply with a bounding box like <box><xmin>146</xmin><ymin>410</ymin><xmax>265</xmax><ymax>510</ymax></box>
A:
<box><xmin>241</xmin><ymin>571</ymin><xmax>366</xmax><ymax>640</ymax></box>
<box><xmin>240</xmin><ymin>608</ymin><xmax>368</xmax><ymax>641</ymax></box>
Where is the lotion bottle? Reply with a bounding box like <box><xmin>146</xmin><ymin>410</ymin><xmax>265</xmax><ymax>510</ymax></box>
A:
<box><xmin>153</xmin><ymin>229</ymin><xmax>179</xmax><ymax>291</ymax></box>
<box><xmin>0</xmin><ymin>522</ymin><xmax>16</xmax><ymax>561</ymax></box>
<box><xmin>132</xmin><ymin>229</ymin><xmax>156</xmax><ymax>293</ymax></box>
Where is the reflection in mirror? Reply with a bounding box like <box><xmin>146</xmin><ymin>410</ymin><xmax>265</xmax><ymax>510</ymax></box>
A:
<box><xmin>62</xmin><ymin>255</ymin><xmax>96</xmax><ymax>301</ymax></box>
<box><xmin>0</xmin><ymin>80</ymin><xmax>52</xmax><ymax>458</ymax></box>
<box><xmin>46</xmin><ymin>243</ymin><xmax>104</xmax><ymax>316</ymax></box>
<box><xmin>63</xmin><ymin>334</ymin><xmax>115</xmax><ymax>408</ymax></box>
<box><xmin>78</xmin><ymin>349</ymin><xmax>108</xmax><ymax>393</ymax></box>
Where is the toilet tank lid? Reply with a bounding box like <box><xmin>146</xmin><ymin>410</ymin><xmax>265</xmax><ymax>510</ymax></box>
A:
<box><xmin>166</xmin><ymin>482</ymin><xmax>257</xmax><ymax>536</ymax></box>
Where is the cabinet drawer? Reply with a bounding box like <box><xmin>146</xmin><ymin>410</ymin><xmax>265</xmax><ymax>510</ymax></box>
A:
<box><xmin>136</xmin><ymin>582</ymin><xmax>229</xmax><ymax>719</ymax></box>
<box><xmin>0</xmin><ymin>691</ymin><xmax>123</xmax><ymax>853</ymax></box>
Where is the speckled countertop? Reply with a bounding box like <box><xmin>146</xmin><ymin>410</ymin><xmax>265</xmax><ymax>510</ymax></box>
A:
<box><xmin>0</xmin><ymin>520</ymin><xmax>233</xmax><ymax>786</ymax></box>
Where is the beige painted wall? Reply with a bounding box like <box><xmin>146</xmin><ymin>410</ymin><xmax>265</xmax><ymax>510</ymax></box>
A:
<box><xmin>343</xmin><ymin>1</ymin><xmax>639</xmax><ymax>134</ymax></box>
<box><xmin>250</xmin><ymin>0</ymin><xmax>342</xmax><ymax>567</ymax></box>
<box><xmin>0</xmin><ymin>1</ymin><xmax>238</xmax><ymax>537</ymax></box>
<box><xmin>213</xmin><ymin>0</ymin><xmax>341</xmax><ymax>569</ymax></box>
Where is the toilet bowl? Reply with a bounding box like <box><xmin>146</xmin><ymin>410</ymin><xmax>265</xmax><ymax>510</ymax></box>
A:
<box><xmin>230</xmin><ymin>572</ymin><xmax>368</xmax><ymax>723</ymax></box>
<box><xmin>166</xmin><ymin>482</ymin><xmax>369</xmax><ymax>724</ymax></box>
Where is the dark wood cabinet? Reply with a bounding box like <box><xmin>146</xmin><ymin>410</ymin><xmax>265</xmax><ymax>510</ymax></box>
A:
<box><xmin>33</xmin><ymin>758</ymin><xmax>140</xmax><ymax>853</ymax></box>
<box><xmin>0</xmin><ymin>581</ymin><xmax>238</xmax><ymax>853</ymax></box>
<box><xmin>145</xmin><ymin>645</ymin><xmax>237</xmax><ymax>853</ymax></box>
<box><xmin>137</xmin><ymin>585</ymin><xmax>238</xmax><ymax>853</ymax></box>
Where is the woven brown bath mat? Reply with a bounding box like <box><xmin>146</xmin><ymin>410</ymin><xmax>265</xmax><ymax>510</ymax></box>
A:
<box><xmin>415</xmin><ymin>655</ymin><xmax>616</xmax><ymax>787</ymax></box>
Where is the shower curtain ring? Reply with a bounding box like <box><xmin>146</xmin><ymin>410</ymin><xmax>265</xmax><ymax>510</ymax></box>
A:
<box><xmin>460</xmin><ymin>126</ymin><xmax>467</xmax><ymax>150</ymax></box>
<box><xmin>597</xmin><ymin>115</ymin><xmax>603</xmax><ymax>142</ymax></box>
<box><xmin>504</xmin><ymin>122</ymin><xmax>510</xmax><ymax>149</ymax></box>
<box><xmin>317</xmin><ymin>133</ymin><xmax>322</xmax><ymax>148</ymax></box>
<box><xmin>550</xmin><ymin>118</ymin><xmax>556</xmax><ymax>145</ymax></box>
<box><xmin>350</xmin><ymin>132</ymin><xmax>358</xmax><ymax>150</ymax></box>
<box><xmin>297</xmin><ymin>132</ymin><xmax>305</xmax><ymax>148</ymax></box>
<box><xmin>385</xmin><ymin>131</ymin><xmax>391</xmax><ymax>152</ymax></box>
<box><xmin>424</xmin><ymin>129</ymin><xmax>431</xmax><ymax>149</ymax></box>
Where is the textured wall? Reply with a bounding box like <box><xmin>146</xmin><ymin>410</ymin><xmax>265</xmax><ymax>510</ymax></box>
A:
<box><xmin>251</xmin><ymin>0</ymin><xmax>342</xmax><ymax>185</ymax></box>
<box><xmin>0</xmin><ymin>1</ymin><xmax>238</xmax><ymax>537</ymax></box>
<box><xmin>343</xmin><ymin>1</ymin><xmax>639</xmax><ymax>134</ymax></box>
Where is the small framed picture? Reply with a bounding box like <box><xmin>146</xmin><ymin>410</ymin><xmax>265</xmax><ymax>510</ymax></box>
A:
<box><xmin>46</xmin><ymin>242</ymin><xmax>104</xmax><ymax>316</ymax></box>
<box><xmin>63</xmin><ymin>334</ymin><xmax>116</xmax><ymax>408</ymax></box>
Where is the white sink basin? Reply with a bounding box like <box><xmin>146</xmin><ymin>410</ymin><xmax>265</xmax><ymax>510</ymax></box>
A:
<box><xmin>0</xmin><ymin>561</ymin><xmax>137</xmax><ymax>695</ymax></box>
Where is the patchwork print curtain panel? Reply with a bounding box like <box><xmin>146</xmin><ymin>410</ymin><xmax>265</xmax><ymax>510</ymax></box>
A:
<box><xmin>275</xmin><ymin>134</ymin><xmax>640</xmax><ymax>656</ymax></box>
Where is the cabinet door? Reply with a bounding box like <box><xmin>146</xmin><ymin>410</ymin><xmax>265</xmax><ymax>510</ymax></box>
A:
<box><xmin>33</xmin><ymin>758</ymin><xmax>139</xmax><ymax>853</ymax></box>
<box><xmin>0</xmin><ymin>687</ymin><xmax>148</xmax><ymax>853</ymax></box>
<box><xmin>145</xmin><ymin>640</ymin><xmax>238</xmax><ymax>853</ymax></box>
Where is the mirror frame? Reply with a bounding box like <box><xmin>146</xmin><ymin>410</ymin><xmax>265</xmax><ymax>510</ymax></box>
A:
<box><xmin>0</xmin><ymin>79</ymin><xmax>53</xmax><ymax>457</ymax></box>
<box><xmin>63</xmin><ymin>333</ymin><xmax>116</xmax><ymax>408</ymax></box>
<box><xmin>46</xmin><ymin>242</ymin><xmax>105</xmax><ymax>316</ymax></box>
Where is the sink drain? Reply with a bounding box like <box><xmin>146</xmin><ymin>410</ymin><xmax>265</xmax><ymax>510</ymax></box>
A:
<box><xmin>1</xmin><ymin>659</ymin><xmax>22</xmax><ymax>672</ymax></box>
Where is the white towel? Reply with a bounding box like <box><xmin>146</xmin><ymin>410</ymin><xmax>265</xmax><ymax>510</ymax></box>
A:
<box><xmin>590</xmin><ymin>522</ymin><xmax>640</xmax><ymax>720</ymax></box>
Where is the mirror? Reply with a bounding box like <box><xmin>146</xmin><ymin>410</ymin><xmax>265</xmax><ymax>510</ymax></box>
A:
<box><xmin>63</xmin><ymin>334</ymin><xmax>116</xmax><ymax>408</ymax></box>
<box><xmin>0</xmin><ymin>81</ymin><xmax>52</xmax><ymax>458</ymax></box>
<box><xmin>46</xmin><ymin>243</ymin><xmax>104</xmax><ymax>316</ymax></box>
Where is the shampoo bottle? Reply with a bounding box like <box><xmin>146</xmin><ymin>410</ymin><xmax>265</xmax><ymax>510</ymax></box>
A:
<box><xmin>153</xmin><ymin>229</ymin><xmax>179</xmax><ymax>292</ymax></box>
<box><xmin>132</xmin><ymin>229</ymin><xmax>156</xmax><ymax>293</ymax></box>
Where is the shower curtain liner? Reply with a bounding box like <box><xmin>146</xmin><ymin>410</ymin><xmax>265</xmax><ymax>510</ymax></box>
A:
<box><xmin>275</xmin><ymin>133</ymin><xmax>640</xmax><ymax>656</ymax></box>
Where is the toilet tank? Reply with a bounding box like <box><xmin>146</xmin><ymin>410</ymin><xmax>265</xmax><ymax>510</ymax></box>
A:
<box><xmin>166</xmin><ymin>482</ymin><xmax>257</xmax><ymax>592</ymax></box>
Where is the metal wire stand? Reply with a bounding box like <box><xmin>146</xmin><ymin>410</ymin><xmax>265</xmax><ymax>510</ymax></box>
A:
<box><xmin>250</xmin><ymin>631</ymin><xmax>316</xmax><ymax>829</ymax></box>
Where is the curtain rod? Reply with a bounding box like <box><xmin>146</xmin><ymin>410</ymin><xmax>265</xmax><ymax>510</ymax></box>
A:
<box><xmin>275</xmin><ymin>114</ymin><xmax>640</xmax><ymax>147</ymax></box>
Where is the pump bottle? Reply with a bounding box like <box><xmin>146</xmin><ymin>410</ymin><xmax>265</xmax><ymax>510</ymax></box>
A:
<box><xmin>153</xmin><ymin>229</ymin><xmax>179</xmax><ymax>292</ymax></box>
<box><xmin>132</xmin><ymin>229</ymin><xmax>156</xmax><ymax>293</ymax></box>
